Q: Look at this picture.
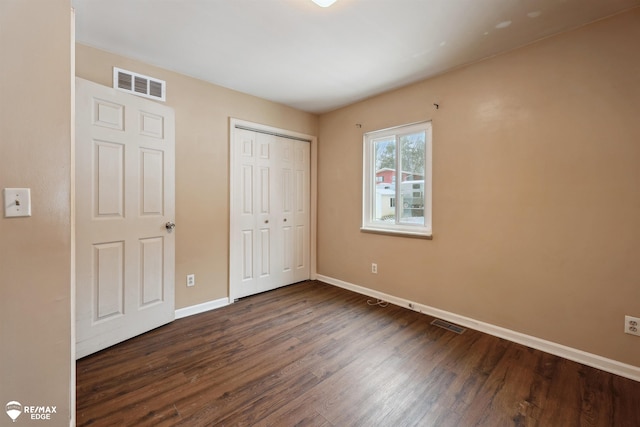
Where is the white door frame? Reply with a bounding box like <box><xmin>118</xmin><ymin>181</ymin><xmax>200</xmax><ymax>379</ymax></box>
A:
<box><xmin>229</xmin><ymin>118</ymin><xmax>317</xmax><ymax>301</ymax></box>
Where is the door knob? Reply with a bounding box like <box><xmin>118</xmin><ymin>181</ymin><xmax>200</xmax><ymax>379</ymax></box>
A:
<box><xmin>165</xmin><ymin>221</ymin><xmax>176</xmax><ymax>231</ymax></box>
<box><xmin>264</xmin><ymin>220</ymin><xmax>269</xmax><ymax>224</ymax></box>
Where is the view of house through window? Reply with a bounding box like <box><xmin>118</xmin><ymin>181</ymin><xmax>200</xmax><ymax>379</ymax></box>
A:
<box><xmin>363</xmin><ymin>121</ymin><xmax>432</xmax><ymax>237</ymax></box>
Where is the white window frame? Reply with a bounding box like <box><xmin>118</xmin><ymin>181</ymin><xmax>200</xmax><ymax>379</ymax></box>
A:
<box><xmin>362</xmin><ymin>121</ymin><xmax>432</xmax><ymax>238</ymax></box>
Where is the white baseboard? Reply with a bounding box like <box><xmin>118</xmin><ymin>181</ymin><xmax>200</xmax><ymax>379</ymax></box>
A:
<box><xmin>316</xmin><ymin>274</ymin><xmax>640</xmax><ymax>382</ymax></box>
<box><xmin>175</xmin><ymin>297</ymin><xmax>231</xmax><ymax>320</ymax></box>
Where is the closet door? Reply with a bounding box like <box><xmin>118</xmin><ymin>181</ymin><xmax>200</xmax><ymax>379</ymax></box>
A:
<box><xmin>230</xmin><ymin>125</ymin><xmax>310</xmax><ymax>300</ymax></box>
<box><xmin>286</xmin><ymin>136</ymin><xmax>311</xmax><ymax>284</ymax></box>
<box><xmin>276</xmin><ymin>136</ymin><xmax>310</xmax><ymax>286</ymax></box>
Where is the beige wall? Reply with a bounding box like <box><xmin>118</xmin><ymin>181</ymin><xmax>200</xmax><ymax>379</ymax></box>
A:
<box><xmin>0</xmin><ymin>1</ymin><xmax>73</xmax><ymax>425</ymax></box>
<box><xmin>2</xmin><ymin>5</ymin><xmax>635</xmax><ymax>425</ymax></box>
<box><xmin>76</xmin><ymin>45</ymin><xmax>318</xmax><ymax>309</ymax></box>
<box><xmin>317</xmin><ymin>8</ymin><xmax>640</xmax><ymax>367</ymax></box>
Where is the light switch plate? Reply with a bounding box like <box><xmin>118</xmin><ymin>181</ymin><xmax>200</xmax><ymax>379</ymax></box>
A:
<box><xmin>3</xmin><ymin>188</ymin><xmax>31</xmax><ymax>217</ymax></box>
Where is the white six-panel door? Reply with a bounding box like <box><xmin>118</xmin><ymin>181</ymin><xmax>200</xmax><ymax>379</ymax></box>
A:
<box><xmin>230</xmin><ymin>122</ymin><xmax>310</xmax><ymax>300</ymax></box>
<box><xmin>75</xmin><ymin>78</ymin><xmax>175</xmax><ymax>359</ymax></box>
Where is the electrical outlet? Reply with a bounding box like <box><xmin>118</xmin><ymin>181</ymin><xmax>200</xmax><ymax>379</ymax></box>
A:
<box><xmin>187</xmin><ymin>274</ymin><xmax>195</xmax><ymax>287</ymax></box>
<box><xmin>625</xmin><ymin>315</ymin><xmax>640</xmax><ymax>336</ymax></box>
<box><xmin>371</xmin><ymin>263</ymin><xmax>377</xmax><ymax>274</ymax></box>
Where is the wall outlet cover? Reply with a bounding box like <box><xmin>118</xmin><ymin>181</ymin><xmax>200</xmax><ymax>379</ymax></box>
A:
<box><xmin>625</xmin><ymin>315</ymin><xmax>640</xmax><ymax>336</ymax></box>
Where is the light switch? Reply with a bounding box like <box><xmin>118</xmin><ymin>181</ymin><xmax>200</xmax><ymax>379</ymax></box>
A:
<box><xmin>3</xmin><ymin>188</ymin><xmax>31</xmax><ymax>217</ymax></box>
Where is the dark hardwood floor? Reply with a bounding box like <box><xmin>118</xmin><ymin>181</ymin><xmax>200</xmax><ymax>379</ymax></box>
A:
<box><xmin>76</xmin><ymin>281</ymin><xmax>640</xmax><ymax>426</ymax></box>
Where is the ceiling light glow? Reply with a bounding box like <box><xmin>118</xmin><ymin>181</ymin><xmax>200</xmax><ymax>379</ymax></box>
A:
<box><xmin>495</xmin><ymin>20</ymin><xmax>512</xmax><ymax>29</ymax></box>
<box><xmin>311</xmin><ymin>0</ymin><xmax>337</xmax><ymax>7</ymax></box>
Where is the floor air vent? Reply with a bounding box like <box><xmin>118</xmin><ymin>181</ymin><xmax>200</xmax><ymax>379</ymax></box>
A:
<box><xmin>113</xmin><ymin>67</ymin><xmax>166</xmax><ymax>102</ymax></box>
<box><xmin>430</xmin><ymin>318</ymin><xmax>466</xmax><ymax>334</ymax></box>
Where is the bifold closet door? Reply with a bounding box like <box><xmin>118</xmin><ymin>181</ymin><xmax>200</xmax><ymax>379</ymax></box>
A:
<box><xmin>230</xmin><ymin>127</ymin><xmax>310</xmax><ymax>300</ymax></box>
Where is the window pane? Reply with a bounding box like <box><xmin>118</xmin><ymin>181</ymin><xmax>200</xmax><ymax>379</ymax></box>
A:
<box><xmin>362</xmin><ymin>120</ymin><xmax>431</xmax><ymax>237</ymax></box>
<box><xmin>373</xmin><ymin>137</ymin><xmax>395</xmax><ymax>222</ymax></box>
<box><xmin>399</xmin><ymin>131</ymin><xmax>425</xmax><ymax>225</ymax></box>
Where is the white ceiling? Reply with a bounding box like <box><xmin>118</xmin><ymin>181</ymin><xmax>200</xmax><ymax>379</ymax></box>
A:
<box><xmin>74</xmin><ymin>0</ymin><xmax>640</xmax><ymax>114</ymax></box>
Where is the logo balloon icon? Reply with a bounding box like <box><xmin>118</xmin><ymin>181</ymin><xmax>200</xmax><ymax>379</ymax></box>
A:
<box><xmin>5</xmin><ymin>401</ymin><xmax>22</xmax><ymax>423</ymax></box>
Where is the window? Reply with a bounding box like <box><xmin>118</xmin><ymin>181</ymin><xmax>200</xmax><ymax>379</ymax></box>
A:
<box><xmin>362</xmin><ymin>121</ymin><xmax>432</xmax><ymax>238</ymax></box>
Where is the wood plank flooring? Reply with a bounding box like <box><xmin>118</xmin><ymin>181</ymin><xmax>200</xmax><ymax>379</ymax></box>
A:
<box><xmin>76</xmin><ymin>281</ymin><xmax>640</xmax><ymax>426</ymax></box>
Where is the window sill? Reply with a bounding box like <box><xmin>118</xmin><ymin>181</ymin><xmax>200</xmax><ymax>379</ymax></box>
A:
<box><xmin>360</xmin><ymin>226</ymin><xmax>433</xmax><ymax>240</ymax></box>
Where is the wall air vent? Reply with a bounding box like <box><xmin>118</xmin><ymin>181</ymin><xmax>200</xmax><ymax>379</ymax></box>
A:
<box><xmin>113</xmin><ymin>67</ymin><xmax>166</xmax><ymax>102</ymax></box>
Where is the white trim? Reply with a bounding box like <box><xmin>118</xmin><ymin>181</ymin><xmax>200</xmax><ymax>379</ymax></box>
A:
<box><xmin>231</xmin><ymin>118</ymin><xmax>315</xmax><ymax>143</ymax></box>
<box><xmin>316</xmin><ymin>274</ymin><xmax>640</xmax><ymax>382</ymax></box>
<box><xmin>175</xmin><ymin>297</ymin><xmax>231</xmax><ymax>320</ymax></box>
<box><xmin>70</xmin><ymin>8</ymin><xmax>77</xmax><ymax>427</ymax></box>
